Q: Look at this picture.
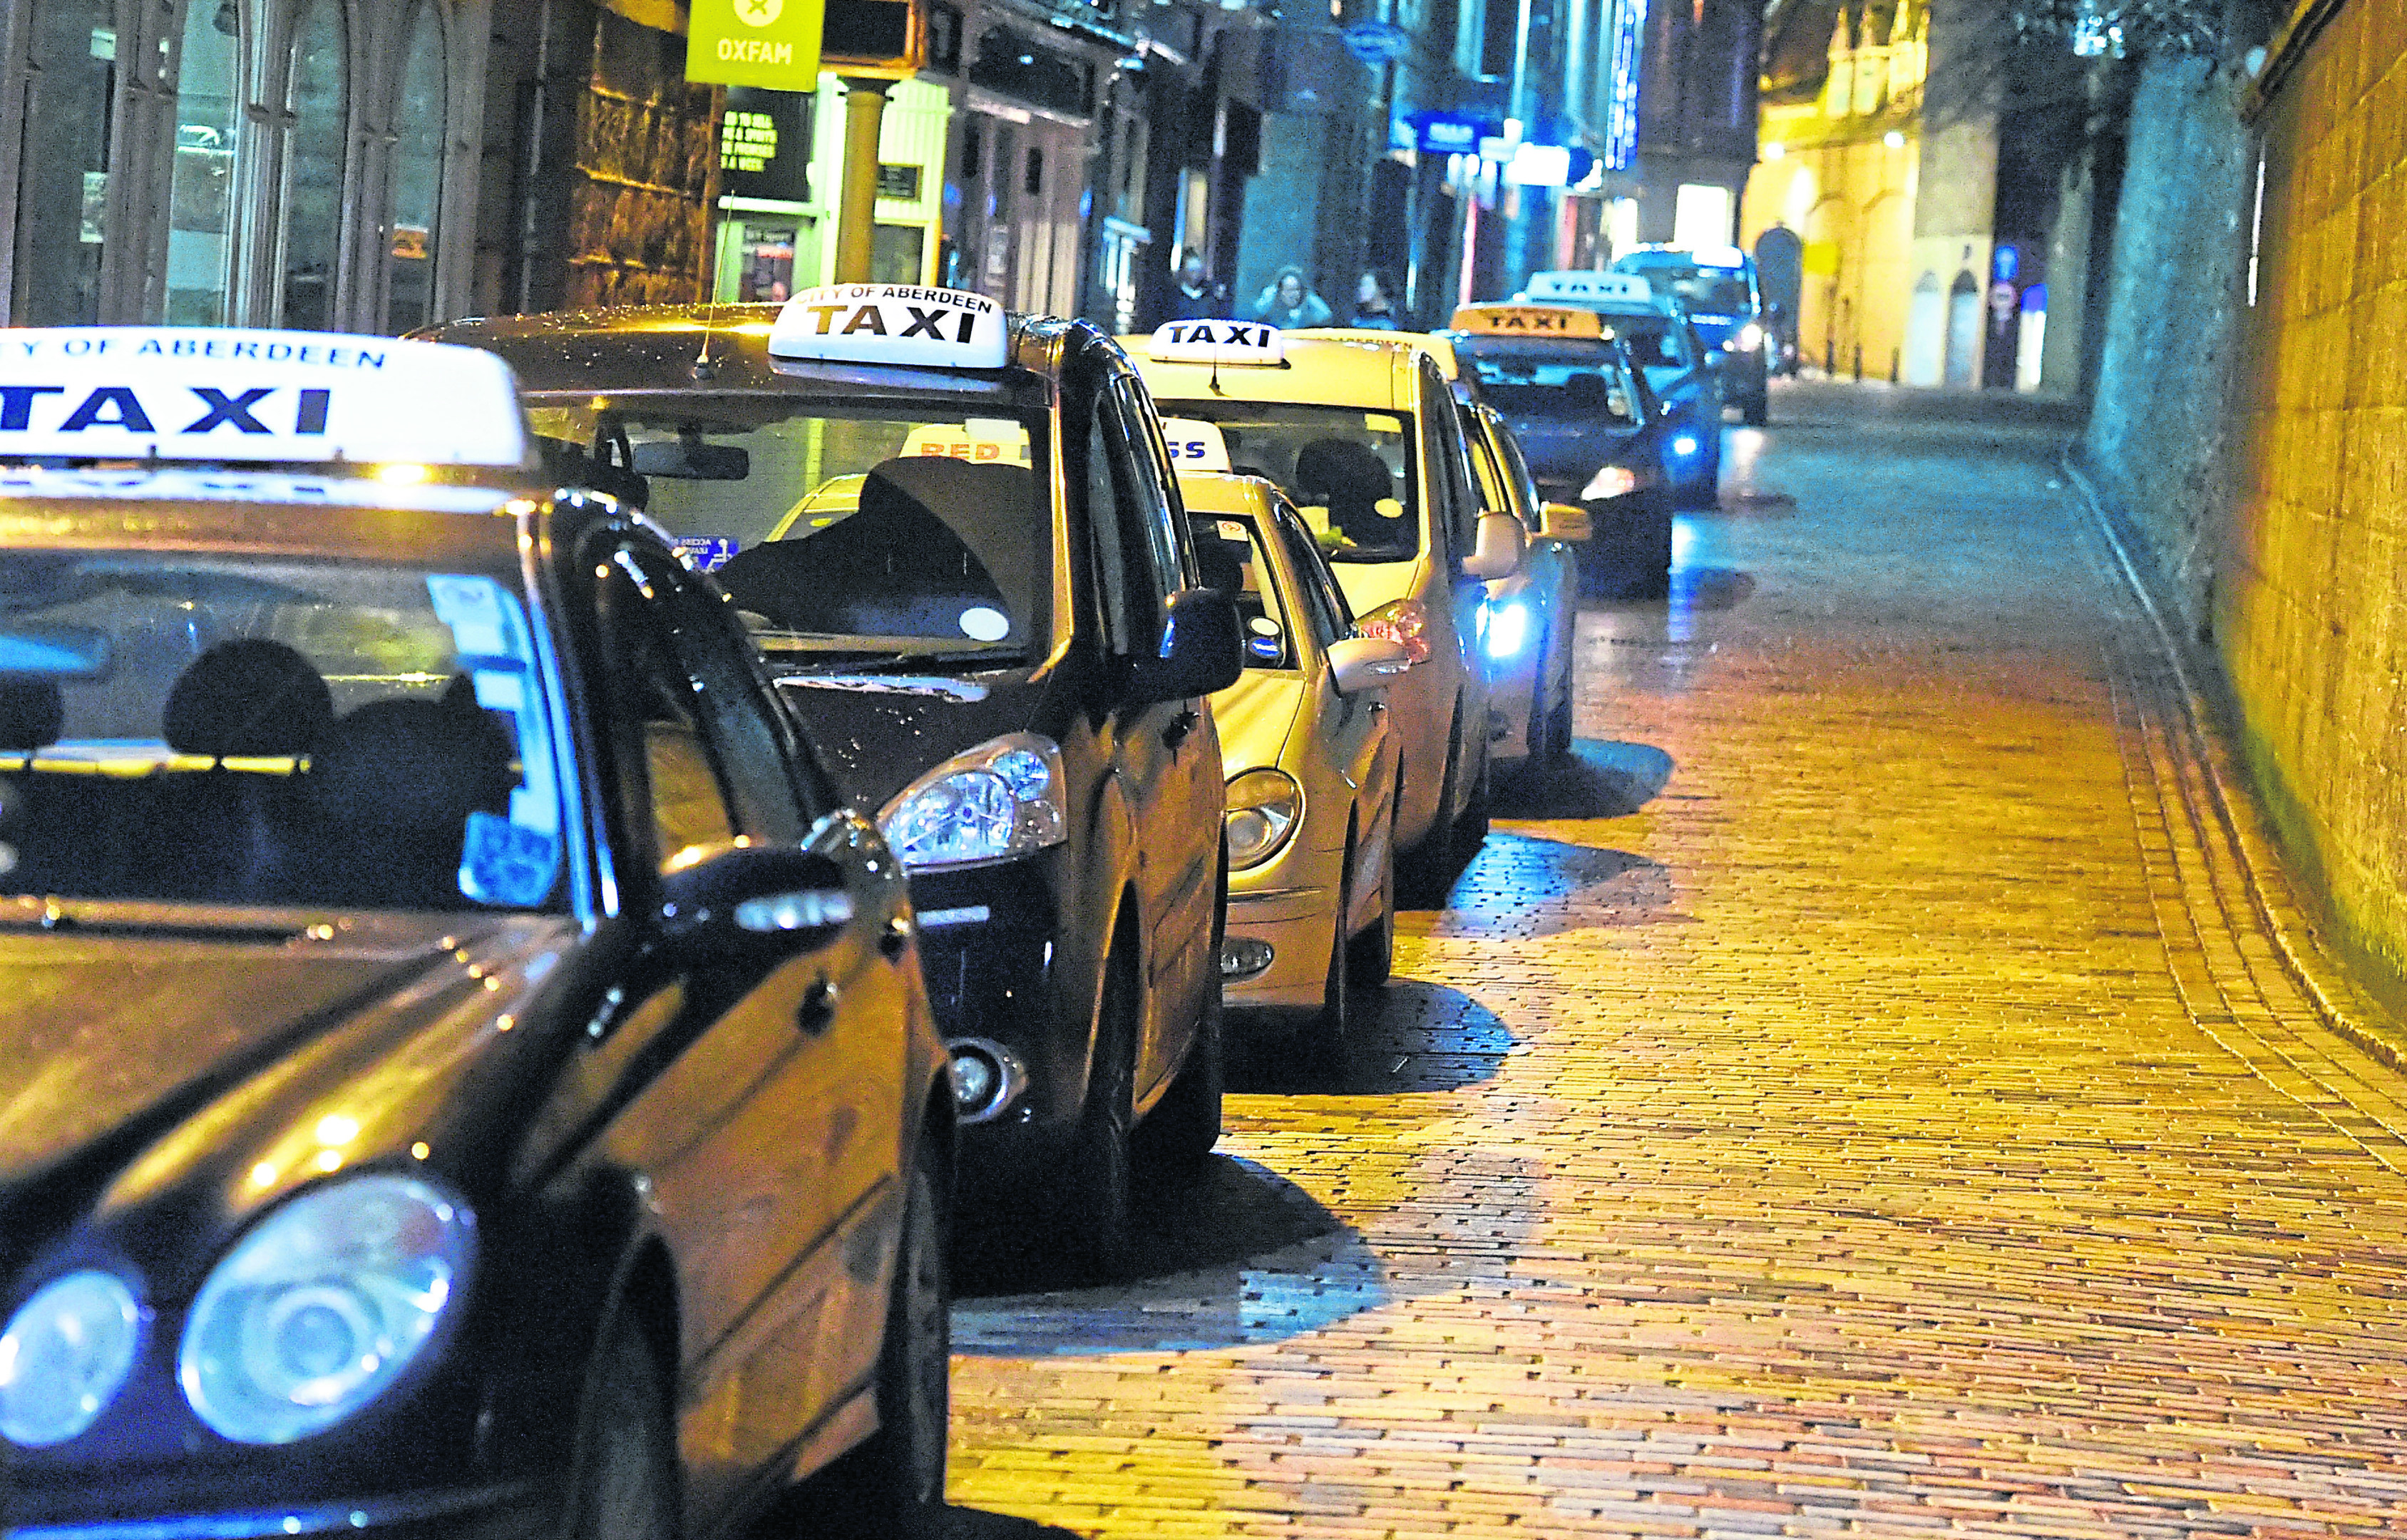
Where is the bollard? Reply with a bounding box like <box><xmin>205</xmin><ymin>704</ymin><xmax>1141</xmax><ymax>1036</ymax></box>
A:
<box><xmin>1890</xmin><ymin>349</ymin><xmax>1900</xmax><ymax>383</ymax></box>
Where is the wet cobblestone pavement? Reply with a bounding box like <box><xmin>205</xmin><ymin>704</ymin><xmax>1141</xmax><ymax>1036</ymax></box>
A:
<box><xmin>938</xmin><ymin>384</ymin><xmax>2407</xmax><ymax>1538</ymax></box>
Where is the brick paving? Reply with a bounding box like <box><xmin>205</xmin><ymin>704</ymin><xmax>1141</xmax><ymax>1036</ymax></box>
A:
<box><xmin>939</xmin><ymin>384</ymin><xmax>2407</xmax><ymax>1538</ymax></box>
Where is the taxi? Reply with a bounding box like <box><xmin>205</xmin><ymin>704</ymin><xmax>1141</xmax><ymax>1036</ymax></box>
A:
<box><xmin>1167</xmin><ymin>422</ymin><xmax>1407</xmax><ymax>1066</ymax></box>
<box><xmin>427</xmin><ymin>287</ymin><xmax>1243</xmax><ymax>1276</ymax></box>
<box><xmin>1523</xmin><ymin>270</ymin><xmax>1723</xmax><ymax>508</ymax></box>
<box><xmin>1125</xmin><ymin>322</ymin><xmax>1523</xmax><ymax>898</ymax></box>
<box><xmin>0</xmin><ymin>333</ymin><xmax>956</xmax><ymax>1537</ymax></box>
<box><xmin>1447</xmin><ymin>302</ymin><xmax>1675</xmax><ymax>601</ymax></box>
<box><xmin>1613</xmin><ymin>244</ymin><xmax>1772</xmax><ymax>426</ymax></box>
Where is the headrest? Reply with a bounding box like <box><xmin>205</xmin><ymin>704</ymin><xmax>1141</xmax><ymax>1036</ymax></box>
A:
<box><xmin>164</xmin><ymin>640</ymin><xmax>334</xmax><ymax>758</ymax></box>
<box><xmin>1294</xmin><ymin>439</ymin><xmax>1394</xmax><ymax>508</ymax></box>
<box><xmin>302</xmin><ymin>698</ymin><xmax>514</xmax><ymax>835</ymax></box>
<box><xmin>0</xmin><ymin>677</ymin><xmax>63</xmax><ymax>752</ymax></box>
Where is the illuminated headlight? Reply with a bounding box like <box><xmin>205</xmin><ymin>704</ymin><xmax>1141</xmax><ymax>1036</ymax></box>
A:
<box><xmin>1485</xmin><ymin>601</ymin><xmax>1529</xmax><ymax>660</ymax></box>
<box><xmin>1223</xmin><ymin>768</ymin><xmax>1303</xmax><ymax>871</ymax></box>
<box><xmin>1671</xmin><ymin>434</ymin><xmax>1700</xmax><ymax>459</ymax></box>
<box><xmin>1732</xmin><ymin>324</ymin><xmax>1763</xmax><ymax>351</ymax></box>
<box><xmin>180</xmin><ymin>1175</ymin><xmax>474</xmax><ymax>1445</ymax></box>
<box><xmin>0</xmin><ymin>1271</ymin><xmax>142</xmax><ymax>1447</ymax></box>
<box><xmin>880</xmin><ymin>734</ymin><xmax>1067</xmax><ymax>871</ymax></box>
<box><xmin>1581</xmin><ymin>464</ymin><xmax>1640</xmax><ymax>501</ymax></box>
<box><xmin>945</xmin><ymin>1038</ymin><xmax>1023</xmax><ymax>1123</ymax></box>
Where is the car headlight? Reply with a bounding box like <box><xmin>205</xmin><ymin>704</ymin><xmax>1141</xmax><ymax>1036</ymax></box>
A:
<box><xmin>0</xmin><ymin>1271</ymin><xmax>142</xmax><ymax>1447</ymax></box>
<box><xmin>1733</xmin><ymin>324</ymin><xmax>1763</xmax><ymax>351</ymax></box>
<box><xmin>879</xmin><ymin>733</ymin><xmax>1067</xmax><ymax>871</ymax></box>
<box><xmin>1355</xmin><ymin>599</ymin><xmax>1432</xmax><ymax>664</ymax></box>
<box><xmin>1582</xmin><ymin>464</ymin><xmax>1640</xmax><ymax>501</ymax></box>
<box><xmin>1223</xmin><ymin>769</ymin><xmax>1302</xmax><ymax>871</ymax></box>
<box><xmin>180</xmin><ymin>1175</ymin><xmax>475</xmax><ymax>1445</ymax></box>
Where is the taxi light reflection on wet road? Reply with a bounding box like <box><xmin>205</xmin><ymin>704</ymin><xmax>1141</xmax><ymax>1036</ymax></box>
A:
<box><xmin>1356</xmin><ymin>599</ymin><xmax>1432</xmax><ymax>664</ymax></box>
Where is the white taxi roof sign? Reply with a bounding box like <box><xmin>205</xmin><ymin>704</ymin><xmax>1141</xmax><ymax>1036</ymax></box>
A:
<box><xmin>0</xmin><ymin>329</ymin><xmax>528</xmax><ymax>468</ymax></box>
<box><xmin>768</xmin><ymin>284</ymin><xmax>1007</xmax><ymax>370</ymax></box>
<box><xmin>1146</xmin><ymin>320</ymin><xmax>1285</xmax><ymax>366</ymax></box>
<box><xmin>1158</xmin><ymin>419</ymin><xmax>1231</xmax><ymax>472</ymax></box>
<box><xmin>1525</xmin><ymin>271</ymin><xmax>1654</xmax><ymax>306</ymax></box>
<box><xmin>1449</xmin><ymin>304</ymin><xmax>1603</xmax><ymax>339</ymax></box>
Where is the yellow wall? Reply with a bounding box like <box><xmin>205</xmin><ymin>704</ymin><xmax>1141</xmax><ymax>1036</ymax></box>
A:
<box><xmin>2226</xmin><ymin>1</ymin><xmax>2407</xmax><ymax>990</ymax></box>
<box><xmin>1743</xmin><ymin>117</ymin><xmax>1920</xmax><ymax>379</ymax></box>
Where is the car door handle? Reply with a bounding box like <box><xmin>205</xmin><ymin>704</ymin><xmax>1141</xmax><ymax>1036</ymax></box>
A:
<box><xmin>1162</xmin><ymin>707</ymin><xmax>1199</xmax><ymax>751</ymax></box>
<box><xmin>797</xmin><ymin>976</ymin><xmax>839</xmax><ymax>1035</ymax></box>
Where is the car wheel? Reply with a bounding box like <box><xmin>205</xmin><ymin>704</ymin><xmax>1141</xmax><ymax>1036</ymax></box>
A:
<box><xmin>564</xmin><ymin>1312</ymin><xmax>675</xmax><ymax>1540</ymax></box>
<box><xmin>1347</xmin><ymin>792</ymin><xmax>1398</xmax><ymax>989</ymax></box>
<box><xmin>1453</xmin><ymin>751</ymin><xmax>1492</xmax><ymax>857</ymax></box>
<box><xmin>1061</xmin><ymin>942</ymin><xmax>1139</xmax><ymax>1278</ymax></box>
<box><xmin>1309</xmin><ymin>838</ymin><xmax>1356</xmax><ymax>1074</ymax></box>
<box><xmin>810</xmin><ymin>1135</ymin><xmax>950</xmax><ymax>1535</ymax></box>
<box><xmin>1743</xmin><ymin>392</ymin><xmax>1769</xmax><ymax>427</ymax></box>
<box><xmin>1397</xmin><ymin>723</ymin><xmax>1462</xmax><ymax>905</ymax></box>
<box><xmin>1138</xmin><ymin>990</ymin><xmax>1223</xmax><ymax>1169</ymax></box>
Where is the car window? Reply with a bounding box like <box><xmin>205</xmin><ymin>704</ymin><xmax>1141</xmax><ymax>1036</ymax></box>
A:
<box><xmin>1149</xmin><ymin>401</ymin><xmax>1418</xmax><ymax>566</ymax></box>
<box><xmin>1459</xmin><ymin>339</ymin><xmax>1642</xmax><ymax>427</ymax></box>
<box><xmin>641</xmin><ymin>550</ymin><xmax>811</xmax><ymax>842</ymax></box>
<box><xmin>1270</xmin><ymin>513</ymin><xmax>1348</xmax><ymax>650</ymax></box>
<box><xmin>1422</xmin><ymin>361</ymin><xmax>1482</xmax><ymax>550</ymax></box>
<box><xmin>603</xmin><ymin>549</ymin><xmax>741</xmax><ymax>868</ymax></box>
<box><xmin>1190</xmin><ymin>513</ymin><xmax>1293</xmax><ymax>668</ymax></box>
<box><xmin>0</xmin><ymin>550</ymin><xmax>567</xmax><ymax>912</ymax></box>
<box><xmin>1613</xmin><ymin>317</ymin><xmax>1691</xmax><ymax>372</ymax></box>
<box><xmin>1491</xmin><ymin>421</ymin><xmax>1548</xmax><ymax>534</ymax></box>
<box><xmin>525</xmin><ymin>397</ymin><xmax>1053</xmax><ymax>669</ymax></box>
<box><xmin>1112</xmin><ymin>378</ymin><xmax>1194</xmax><ymax>603</ymax></box>
<box><xmin>1082</xmin><ymin>391</ymin><xmax>1144</xmax><ymax>655</ymax></box>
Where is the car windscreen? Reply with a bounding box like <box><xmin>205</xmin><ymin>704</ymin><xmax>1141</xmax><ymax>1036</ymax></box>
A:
<box><xmin>1152</xmin><ymin>403</ymin><xmax>1419</xmax><ymax>565</ymax></box>
<box><xmin>1608</xmin><ymin>315</ymin><xmax>1693</xmax><ymax>373</ymax></box>
<box><xmin>1458</xmin><ymin>341</ymin><xmax>1641</xmax><ymax>426</ymax></box>
<box><xmin>528</xmin><ymin>399</ymin><xmax>1052</xmax><ymax>663</ymax></box>
<box><xmin>1190</xmin><ymin>513</ymin><xmax>1293</xmax><ymax>669</ymax></box>
<box><xmin>1616</xmin><ymin>260</ymin><xmax>1753</xmax><ymax>316</ymax></box>
<box><xmin>0</xmin><ymin>553</ymin><xmax>565</xmax><ymax>912</ymax></box>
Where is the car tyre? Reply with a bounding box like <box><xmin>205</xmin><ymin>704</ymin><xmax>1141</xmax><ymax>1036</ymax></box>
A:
<box><xmin>564</xmin><ymin>1311</ymin><xmax>675</xmax><ymax>1540</ymax></box>
<box><xmin>1743</xmin><ymin>391</ymin><xmax>1770</xmax><ymax>427</ymax></box>
<box><xmin>1139</xmin><ymin>991</ymin><xmax>1223</xmax><ymax>1169</ymax></box>
<box><xmin>1638</xmin><ymin>499</ymin><xmax>1674</xmax><ymax>601</ymax></box>
<box><xmin>1308</xmin><ymin>837</ymin><xmax>1357</xmax><ymax>1074</ymax></box>
<box><xmin>1397</xmin><ymin>726</ymin><xmax>1462</xmax><ymax>906</ymax></box>
<box><xmin>1061</xmin><ymin>941</ymin><xmax>1139</xmax><ymax>1277</ymax></box>
<box><xmin>1453</xmin><ymin>752</ymin><xmax>1492</xmax><ymax>857</ymax></box>
<box><xmin>1346</xmin><ymin>794</ymin><xmax>1398</xmax><ymax>989</ymax></box>
<box><xmin>811</xmin><ymin>1134</ymin><xmax>950</xmax><ymax>1536</ymax></box>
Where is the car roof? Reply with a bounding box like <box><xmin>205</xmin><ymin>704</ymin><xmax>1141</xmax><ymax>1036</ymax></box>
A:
<box><xmin>421</xmin><ymin>304</ymin><xmax>1062</xmax><ymax>411</ymax></box>
<box><xmin>1124</xmin><ymin>332</ymin><xmax>1423</xmax><ymax>411</ymax></box>
<box><xmin>1293</xmin><ymin>328</ymin><xmax>1461</xmax><ymax>381</ymax></box>
<box><xmin>1176</xmin><ymin>470</ymin><xmax>1283</xmax><ymax>518</ymax></box>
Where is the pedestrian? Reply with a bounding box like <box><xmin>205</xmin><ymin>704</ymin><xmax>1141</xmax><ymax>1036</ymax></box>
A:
<box><xmin>1348</xmin><ymin>270</ymin><xmax>1400</xmax><ymax>329</ymax></box>
<box><xmin>1250</xmin><ymin>266</ymin><xmax>1334</xmax><ymax>329</ymax></box>
<box><xmin>1167</xmin><ymin>249</ymin><xmax>1231</xmax><ymax>321</ymax></box>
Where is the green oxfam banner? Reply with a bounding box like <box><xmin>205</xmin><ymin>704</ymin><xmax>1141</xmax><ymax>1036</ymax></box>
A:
<box><xmin>686</xmin><ymin>0</ymin><xmax>825</xmax><ymax>90</ymax></box>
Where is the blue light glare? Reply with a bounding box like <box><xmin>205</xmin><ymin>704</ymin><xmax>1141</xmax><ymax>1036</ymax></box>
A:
<box><xmin>1485</xmin><ymin>601</ymin><xmax>1529</xmax><ymax>659</ymax></box>
<box><xmin>1673</xmin><ymin>434</ymin><xmax>1700</xmax><ymax>458</ymax></box>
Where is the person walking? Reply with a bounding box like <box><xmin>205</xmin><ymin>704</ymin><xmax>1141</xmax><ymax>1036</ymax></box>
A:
<box><xmin>1348</xmin><ymin>271</ymin><xmax>1401</xmax><ymax>329</ymax></box>
<box><xmin>1250</xmin><ymin>266</ymin><xmax>1334</xmax><ymax>329</ymax></box>
<box><xmin>1167</xmin><ymin>250</ymin><xmax>1230</xmax><ymax>321</ymax></box>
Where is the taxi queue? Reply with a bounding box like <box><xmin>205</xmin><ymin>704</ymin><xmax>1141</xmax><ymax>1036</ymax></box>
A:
<box><xmin>0</xmin><ymin>280</ymin><xmax>1688</xmax><ymax>1540</ymax></box>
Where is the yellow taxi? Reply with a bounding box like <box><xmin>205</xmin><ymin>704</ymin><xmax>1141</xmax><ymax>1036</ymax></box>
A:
<box><xmin>1166</xmin><ymin>421</ymin><xmax>1409</xmax><ymax>1065</ymax></box>
<box><xmin>1128</xmin><ymin>323</ymin><xmax>1523</xmax><ymax>898</ymax></box>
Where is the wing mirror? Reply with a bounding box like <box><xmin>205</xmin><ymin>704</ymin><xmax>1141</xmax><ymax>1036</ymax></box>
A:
<box><xmin>660</xmin><ymin>841</ymin><xmax>854</xmax><ymax>955</ymax></box>
<box><xmin>1461</xmin><ymin>509</ymin><xmax>1525</xmax><ymax>580</ymax></box>
<box><xmin>1538</xmin><ymin>503</ymin><xmax>1591</xmax><ymax>543</ymax></box>
<box><xmin>1328</xmin><ymin>636</ymin><xmax>1410</xmax><ymax>696</ymax></box>
<box><xmin>1130</xmin><ymin>585</ymin><xmax>1243</xmax><ymax>704</ymax></box>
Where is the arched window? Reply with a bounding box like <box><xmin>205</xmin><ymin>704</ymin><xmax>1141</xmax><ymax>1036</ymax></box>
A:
<box><xmin>280</xmin><ymin>0</ymin><xmax>348</xmax><ymax>329</ymax></box>
<box><xmin>167</xmin><ymin>0</ymin><xmax>242</xmax><ymax>324</ymax></box>
<box><xmin>383</xmin><ymin>0</ymin><xmax>444</xmax><ymax>332</ymax></box>
<box><xmin>11</xmin><ymin>0</ymin><xmax>117</xmax><ymax>323</ymax></box>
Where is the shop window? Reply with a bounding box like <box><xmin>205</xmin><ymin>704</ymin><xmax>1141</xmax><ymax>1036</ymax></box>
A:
<box><xmin>383</xmin><ymin>0</ymin><xmax>444</xmax><ymax>333</ymax></box>
<box><xmin>279</xmin><ymin>0</ymin><xmax>348</xmax><ymax>330</ymax></box>
<box><xmin>167</xmin><ymin>0</ymin><xmax>242</xmax><ymax>324</ymax></box>
<box><xmin>12</xmin><ymin>0</ymin><xmax>117</xmax><ymax>324</ymax></box>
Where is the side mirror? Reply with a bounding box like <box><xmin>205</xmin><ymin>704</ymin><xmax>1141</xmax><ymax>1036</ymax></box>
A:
<box><xmin>660</xmin><ymin>841</ymin><xmax>854</xmax><ymax>954</ymax></box>
<box><xmin>1538</xmin><ymin>502</ymin><xmax>1591</xmax><ymax>543</ymax></box>
<box><xmin>1130</xmin><ymin>586</ymin><xmax>1243</xmax><ymax>704</ymax></box>
<box><xmin>1327</xmin><ymin>636</ymin><xmax>1410</xmax><ymax>696</ymax></box>
<box><xmin>1460</xmin><ymin>509</ymin><xmax>1525</xmax><ymax>580</ymax></box>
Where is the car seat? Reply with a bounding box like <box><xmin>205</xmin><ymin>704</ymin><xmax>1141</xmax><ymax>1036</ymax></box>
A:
<box><xmin>289</xmin><ymin>697</ymin><xmax>518</xmax><ymax>908</ymax></box>
<box><xmin>1293</xmin><ymin>438</ymin><xmax>1404</xmax><ymax>549</ymax></box>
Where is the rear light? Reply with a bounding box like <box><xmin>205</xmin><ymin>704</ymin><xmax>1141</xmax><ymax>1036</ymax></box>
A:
<box><xmin>1357</xmin><ymin>599</ymin><xmax>1432</xmax><ymax>664</ymax></box>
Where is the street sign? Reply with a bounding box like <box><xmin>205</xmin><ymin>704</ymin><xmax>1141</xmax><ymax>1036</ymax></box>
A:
<box><xmin>1408</xmin><ymin>112</ymin><xmax>1500</xmax><ymax>157</ymax></box>
<box><xmin>717</xmin><ymin>87</ymin><xmax>811</xmax><ymax>202</ymax></box>
<box><xmin>686</xmin><ymin>0</ymin><xmax>826</xmax><ymax>90</ymax></box>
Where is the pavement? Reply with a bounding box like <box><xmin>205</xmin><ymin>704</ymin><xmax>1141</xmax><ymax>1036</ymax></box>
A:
<box><xmin>935</xmin><ymin>380</ymin><xmax>2407</xmax><ymax>1538</ymax></box>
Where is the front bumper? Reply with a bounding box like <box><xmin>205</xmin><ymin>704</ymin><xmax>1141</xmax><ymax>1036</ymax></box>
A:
<box><xmin>1221</xmin><ymin>882</ymin><xmax>1342</xmax><ymax>1019</ymax></box>
<box><xmin>6</xmin><ymin>1483</ymin><xmax>548</xmax><ymax>1540</ymax></box>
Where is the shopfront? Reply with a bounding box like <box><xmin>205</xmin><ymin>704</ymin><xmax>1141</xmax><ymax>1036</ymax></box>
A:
<box><xmin>0</xmin><ymin>0</ymin><xmax>479</xmax><ymax>330</ymax></box>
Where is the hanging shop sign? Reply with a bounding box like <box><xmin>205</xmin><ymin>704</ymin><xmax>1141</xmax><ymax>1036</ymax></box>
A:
<box><xmin>687</xmin><ymin>0</ymin><xmax>826</xmax><ymax>90</ymax></box>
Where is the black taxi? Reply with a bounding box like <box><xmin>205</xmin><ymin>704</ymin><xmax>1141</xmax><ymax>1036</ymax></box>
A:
<box><xmin>0</xmin><ymin>331</ymin><xmax>954</xmax><ymax>1539</ymax></box>
<box><xmin>425</xmin><ymin>287</ymin><xmax>1244</xmax><ymax>1273</ymax></box>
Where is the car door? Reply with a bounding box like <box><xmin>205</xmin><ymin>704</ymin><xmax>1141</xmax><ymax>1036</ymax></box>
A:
<box><xmin>1419</xmin><ymin>361</ymin><xmax>1491</xmax><ymax>793</ymax></box>
<box><xmin>1275</xmin><ymin>510</ymin><xmax>1392</xmax><ymax>926</ymax></box>
<box><xmin>574</xmin><ymin>538</ymin><xmax>861</xmax><ymax>1521</ymax></box>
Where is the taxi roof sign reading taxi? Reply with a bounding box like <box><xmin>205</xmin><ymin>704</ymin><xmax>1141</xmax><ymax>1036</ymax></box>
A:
<box><xmin>1146</xmin><ymin>320</ymin><xmax>1285</xmax><ymax>366</ymax></box>
<box><xmin>0</xmin><ymin>329</ymin><xmax>529</xmax><ymax>468</ymax></box>
<box><xmin>1158</xmin><ymin>419</ymin><xmax>1231</xmax><ymax>473</ymax></box>
<box><xmin>1449</xmin><ymin>304</ymin><xmax>1604</xmax><ymax>338</ymax></box>
<box><xmin>768</xmin><ymin>284</ymin><xmax>1006</xmax><ymax>370</ymax></box>
<box><xmin>1525</xmin><ymin>272</ymin><xmax>1655</xmax><ymax>306</ymax></box>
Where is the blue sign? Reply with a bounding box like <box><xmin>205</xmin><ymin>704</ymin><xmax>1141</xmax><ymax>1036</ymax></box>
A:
<box><xmin>1993</xmin><ymin>244</ymin><xmax>2020</xmax><ymax>282</ymax></box>
<box><xmin>1342</xmin><ymin>21</ymin><xmax>1413</xmax><ymax>63</ymax></box>
<box><xmin>1410</xmin><ymin>111</ymin><xmax>1501</xmax><ymax>157</ymax></box>
<box><xmin>674</xmin><ymin>536</ymin><xmax>739</xmax><ymax>572</ymax></box>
